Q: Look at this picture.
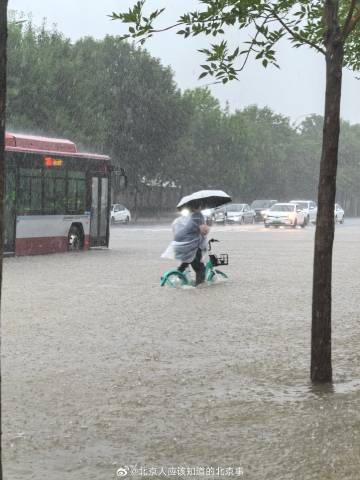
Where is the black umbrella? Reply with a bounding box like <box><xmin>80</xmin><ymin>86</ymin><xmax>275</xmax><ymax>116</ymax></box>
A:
<box><xmin>177</xmin><ymin>190</ymin><xmax>232</xmax><ymax>210</ymax></box>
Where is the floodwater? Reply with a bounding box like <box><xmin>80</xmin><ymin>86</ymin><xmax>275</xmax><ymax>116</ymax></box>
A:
<box><xmin>2</xmin><ymin>219</ymin><xmax>360</xmax><ymax>479</ymax></box>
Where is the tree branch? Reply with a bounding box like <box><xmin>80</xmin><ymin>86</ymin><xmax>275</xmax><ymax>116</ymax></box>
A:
<box><xmin>148</xmin><ymin>22</ymin><xmax>183</xmax><ymax>34</ymax></box>
<box><xmin>342</xmin><ymin>0</ymin><xmax>357</xmax><ymax>37</ymax></box>
<box><xmin>342</xmin><ymin>6</ymin><xmax>360</xmax><ymax>38</ymax></box>
<box><xmin>237</xmin><ymin>15</ymin><xmax>271</xmax><ymax>73</ymax></box>
<box><xmin>272</xmin><ymin>11</ymin><xmax>326</xmax><ymax>55</ymax></box>
<box><xmin>147</xmin><ymin>12</ymin><xmax>241</xmax><ymax>34</ymax></box>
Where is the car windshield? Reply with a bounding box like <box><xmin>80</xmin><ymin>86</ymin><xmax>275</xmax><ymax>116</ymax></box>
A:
<box><xmin>291</xmin><ymin>202</ymin><xmax>308</xmax><ymax>209</ymax></box>
<box><xmin>251</xmin><ymin>200</ymin><xmax>273</xmax><ymax>209</ymax></box>
<box><xmin>270</xmin><ymin>204</ymin><xmax>294</xmax><ymax>212</ymax></box>
<box><xmin>227</xmin><ymin>204</ymin><xmax>244</xmax><ymax>212</ymax></box>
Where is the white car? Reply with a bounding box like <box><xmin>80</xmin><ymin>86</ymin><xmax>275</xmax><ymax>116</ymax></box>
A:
<box><xmin>110</xmin><ymin>204</ymin><xmax>131</xmax><ymax>224</ymax></box>
<box><xmin>264</xmin><ymin>203</ymin><xmax>306</xmax><ymax>228</ymax></box>
<box><xmin>335</xmin><ymin>203</ymin><xmax>345</xmax><ymax>223</ymax></box>
<box><xmin>290</xmin><ymin>200</ymin><xmax>317</xmax><ymax>224</ymax></box>
<box><xmin>201</xmin><ymin>208</ymin><xmax>215</xmax><ymax>225</ymax></box>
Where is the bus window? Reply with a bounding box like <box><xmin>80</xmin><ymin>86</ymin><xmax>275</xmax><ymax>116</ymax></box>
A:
<box><xmin>67</xmin><ymin>171</ymin><xmax>86</xmax><ymax>214</ymax></box>
<box><xmin>18</xmin><ymin>168</ymin><xmax>42</xmax><ymax>214</ymax></box>
<box><xmin>43</xmin><ymin>169</ymin><xmax>66</xmax><ymax>214</ymax></box>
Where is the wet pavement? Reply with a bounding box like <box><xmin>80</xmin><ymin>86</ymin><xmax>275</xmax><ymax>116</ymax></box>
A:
<box><xmin>2</xmin><ymin>219</ymin><xmax>360</xmax><ymax>479</ymax></box>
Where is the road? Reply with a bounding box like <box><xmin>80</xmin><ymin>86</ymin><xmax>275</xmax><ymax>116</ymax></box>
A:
<box><xmin>2</xmin><ymin>219</ymin><xmax>360</xmax><ymax>479</ymax></box>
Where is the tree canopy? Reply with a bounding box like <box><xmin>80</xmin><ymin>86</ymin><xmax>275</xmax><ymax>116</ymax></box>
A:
<box><xmin>5</xmin><ymin>14</ymin><xmax>360</xmax><ymax>215</ymax></box>
<box><xmin>112</xmin><ymin>1</ymin><xmax>360</xmax><ymax>82</ymax></box>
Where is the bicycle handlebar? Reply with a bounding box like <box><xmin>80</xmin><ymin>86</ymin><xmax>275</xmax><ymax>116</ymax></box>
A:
<box><xmin>208</xmin><ymin>238</ymin><xmax>220</xmax><ymax>251</ymax></box>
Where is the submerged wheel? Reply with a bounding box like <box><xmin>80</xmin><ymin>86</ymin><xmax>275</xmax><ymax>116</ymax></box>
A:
<box><xmin>111</xmin><ymin>216</ymin><xmax>115</xmax><ymax>225</ymax></box>
<box><xmin>207</xmin><ymin>269</ymin><xmax>228</xmax><ymax>283</ymax></box>
<box><xmin>68</xmin><ymin>226</ymin><xmax>83</xmax><ymax>251</ymax></box>
<box><xmin>291</xmin><ymin>220</ymin><xmax>298</xmax><ymax>229</ymax></box>
<box><xmin>161</xmin><ymin>271</ymin><xmax>188</xmax><ymax>288</ymax></box>
<box><xmin>124</xmin><ymin>216</ymin><xmax>130</xmax><ymax>224</ymax></box>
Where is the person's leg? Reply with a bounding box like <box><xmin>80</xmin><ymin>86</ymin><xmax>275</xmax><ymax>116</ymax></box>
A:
<box><xmin>191</xmin><ymin>249</ymin><xmax>205</xmax><ymax>285</ymax></box>
<box><xmin>178</xmin><ymin>262</ymin><xmax>189</xmax><ymax>272</ymax></box>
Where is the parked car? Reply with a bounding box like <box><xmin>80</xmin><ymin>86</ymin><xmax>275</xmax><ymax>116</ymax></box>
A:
<box><xmin>225</xmin><ymin>203</ymin><xmax>256</xmax><ymax>224</ymax></box>
<box><xmin>110</xmin><ymin>204</ymin><xmax>131</xmax><ymax>224</ymax></box>
<box><xmin>201</xmin><ymin>208</ymin><xmax>215</xmax><ymax>225</ymax></box>
<box><xmin>264</xmin><ymin>203</ymin><xmax>306</xmax><ymax>228</ymax></box>
<box><xmin>289</xmin><ymin>200</ymin><xmax>317</xmax><ymax>224</ymax></box>
<box><xmin>335</xmin><ymin>203</ymin><xmax>345</xmax><ymax>223</ymax></box>
<box><xmin>251</xmin><ymin>199</ymin><xmax>278</xmax><ymax>222</ymax></box>
<box><xmin>212</xmin><ymin>205</ymin><xmax>227</xmax><ymax>224</ymax></box>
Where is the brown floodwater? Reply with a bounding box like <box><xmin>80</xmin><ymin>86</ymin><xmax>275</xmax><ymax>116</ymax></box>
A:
<box><xmin>2</xmin><ymin>219</ymin><xmax>360</xmax><ymax>479</ymax></box>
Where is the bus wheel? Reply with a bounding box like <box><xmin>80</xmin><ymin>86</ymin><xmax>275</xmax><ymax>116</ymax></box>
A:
<box><xmin>68</xmin><ymin>225</ymin><xmax>83</xmax><ymax>251</ymax></box>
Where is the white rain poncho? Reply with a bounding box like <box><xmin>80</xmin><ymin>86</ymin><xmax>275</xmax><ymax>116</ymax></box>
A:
<box><xmin>161</xmin><ymin>213</ymin><xmax>207</xmax><ymax>264</ymax></box>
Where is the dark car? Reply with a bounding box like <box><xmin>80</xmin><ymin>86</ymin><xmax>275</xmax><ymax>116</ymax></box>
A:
<box><xmin>251</xmin><ymin>199</ymin><xmax>278</xmax><ymax>222</ymax></box>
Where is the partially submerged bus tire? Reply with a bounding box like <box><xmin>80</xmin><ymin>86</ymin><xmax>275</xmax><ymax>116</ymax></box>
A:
<box><xmin>68</xmin><ymin>224</ymin><xmax>84</xmax><ymax>251</ymax></box>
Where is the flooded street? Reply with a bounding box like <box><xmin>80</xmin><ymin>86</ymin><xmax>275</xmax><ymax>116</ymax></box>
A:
<box><xmin>2</xmin><ymin>219</ymin><xmax>360</xmax><ymax>479</ymax></box>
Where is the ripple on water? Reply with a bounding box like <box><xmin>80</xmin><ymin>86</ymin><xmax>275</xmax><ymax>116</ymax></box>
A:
<box><xmin>248</xmin><ymin>378</ymin><xmax>360</xmax><ymax>404</ymax></box>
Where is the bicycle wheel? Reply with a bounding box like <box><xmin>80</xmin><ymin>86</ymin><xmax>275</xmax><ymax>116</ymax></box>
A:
<box><xmin>207</xmin><ymin>269</ymin><xmax>228</xmax><ymax>283</ymax></box>
<box><xmin>161</xmin><ymin>271</ymin><xmax>188</xmax><ymax>288</ymax></box>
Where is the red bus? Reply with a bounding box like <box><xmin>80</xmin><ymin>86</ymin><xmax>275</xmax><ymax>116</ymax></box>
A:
<box><xmin>4</xmin><ymin>132</ymin><xmax>125</xmax><ymax>256</ymax></box>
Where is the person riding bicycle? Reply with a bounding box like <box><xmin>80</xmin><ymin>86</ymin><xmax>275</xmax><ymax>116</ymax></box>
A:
<box><xmin>162</xmin><ymin>201</ymin><xmax>209</xmax><ymax>286</ymax></box>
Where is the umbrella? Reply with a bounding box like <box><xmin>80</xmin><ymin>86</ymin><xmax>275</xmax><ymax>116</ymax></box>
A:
<box><xmin>177</xmin><ymin>190</ymin><xmax>232</xmax><ymax>210</ymax></box>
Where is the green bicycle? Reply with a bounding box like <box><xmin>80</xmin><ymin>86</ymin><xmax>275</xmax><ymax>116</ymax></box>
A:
<box><xmin>160</xmin><ymin>238</ymin><xmax>228</xmax><ymax>288</ymax></box>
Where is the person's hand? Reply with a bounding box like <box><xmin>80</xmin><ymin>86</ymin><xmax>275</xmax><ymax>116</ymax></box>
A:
<box><xmin>199</xmin><ymin>224</ymin><xmax>210</xmax><ymax>235</ymax></box>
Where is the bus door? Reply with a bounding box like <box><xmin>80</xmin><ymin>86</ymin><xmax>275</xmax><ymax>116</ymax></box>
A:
<box><xmin>90</xmin><ymin>175</ymin><xmax>110</xmax><ymax>247</ymax></box>
<box><xmin>4</xmin><ymin>168</ymin><xmax>16</xmax><ymax>254</ymax></box>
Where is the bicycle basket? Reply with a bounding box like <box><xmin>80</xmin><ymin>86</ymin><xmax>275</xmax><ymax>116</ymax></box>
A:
<box><xmin>209</xmin><ymin>253</ymin><xmax>229</xmax><ymax>266</ymax></box>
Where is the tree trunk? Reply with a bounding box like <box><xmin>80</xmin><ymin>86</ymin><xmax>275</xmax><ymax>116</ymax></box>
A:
<box><xmin>312</xmin><ymin>1</ymin><xmax>343</xmax><ymax>383</ymax></box>
<box><xmin>0</xmin><ymin>2</ymin><xmax>8</xmax><ymax>477</ymax></box>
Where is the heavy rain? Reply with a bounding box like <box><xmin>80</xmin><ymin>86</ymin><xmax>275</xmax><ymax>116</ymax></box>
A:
<box><xmin>1</xmin><ymin>2</ymin><xmax>360</xmax><ymax>480</ymax></box>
